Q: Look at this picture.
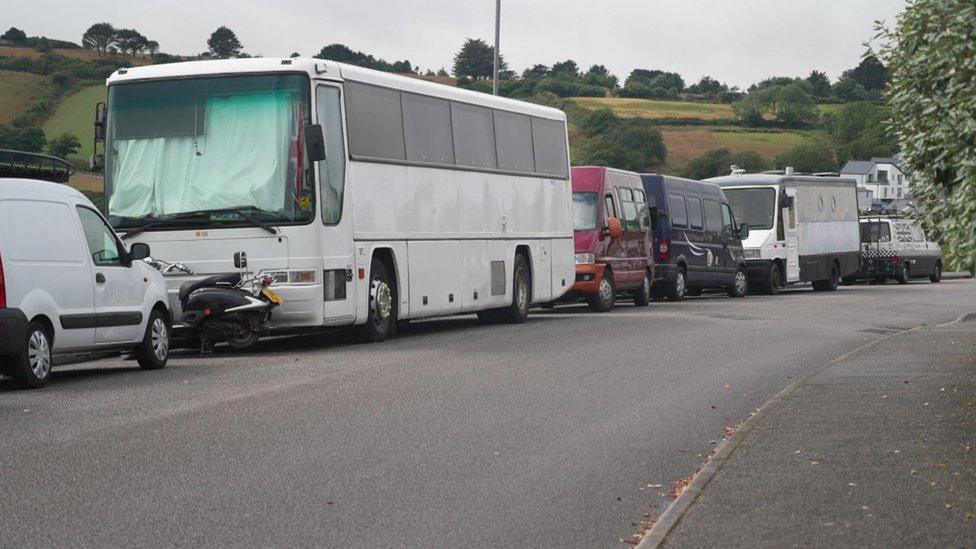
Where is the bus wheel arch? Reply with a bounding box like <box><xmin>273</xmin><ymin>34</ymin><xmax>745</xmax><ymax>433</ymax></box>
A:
<box><xmin>359</xmin><ymin>249</ymin><xmax>398</xmax><ymax>342</ymax></box>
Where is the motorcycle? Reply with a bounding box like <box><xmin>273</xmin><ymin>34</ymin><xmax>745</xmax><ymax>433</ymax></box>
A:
<box><xmin>176</xmin><ymin>252</ymin><xmax>282</xmax><ymax>353</ymax></box>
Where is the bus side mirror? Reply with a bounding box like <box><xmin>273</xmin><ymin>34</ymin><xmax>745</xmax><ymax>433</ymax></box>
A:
<box><xmin>303</xmin><ymin>124</ymin><xmax>326</xmax><ymax>162</ymax></box>
<box><xmin>94</xmin><ymin>102</ymin><xmax>107</xmax><ymax>142</ymax></box>
<box><xmin>607</xmin><ymin>217</ymin><xmax>623</xmax><ymax>240</ymax></box>
<box><xmin>739</xmin><ymin>223</ymin><xmax>750</xmax><ymax>240</ymax></box>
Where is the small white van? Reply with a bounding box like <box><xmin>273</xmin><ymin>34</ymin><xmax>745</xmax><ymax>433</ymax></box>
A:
<box><xmin>0</xmin><ymin>179</ymin><xmax>171</xmax><ymax>388</ymax></box>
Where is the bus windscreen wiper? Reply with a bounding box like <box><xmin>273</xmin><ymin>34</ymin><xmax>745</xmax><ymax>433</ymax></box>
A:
<box><xmin>120</xmin><ymin>207</ymin><xmax>278</xmax><ymax>240</ymax></box>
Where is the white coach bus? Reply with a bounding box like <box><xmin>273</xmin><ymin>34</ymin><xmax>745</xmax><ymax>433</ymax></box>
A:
<box><xmin>96</xmin><ymin>58</ymin><xmax>575</xmax><ymax>341</ymax></box>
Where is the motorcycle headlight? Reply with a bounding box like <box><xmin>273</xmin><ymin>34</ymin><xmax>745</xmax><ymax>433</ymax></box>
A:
<box><xmin>743</xmin><ymin>249</ymin><xmax>761</xmax><ymax>260</ymax></box>
<box><xmin>575</xmin><ymin>253</ymin><xmax>595</xmax><ymax>265</ymax></box>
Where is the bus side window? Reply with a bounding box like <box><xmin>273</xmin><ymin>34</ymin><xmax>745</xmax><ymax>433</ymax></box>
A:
<box><xmin>317</xmin><ymin>85</ymin><xmax>347</xmax><ymax>224</ymax></box>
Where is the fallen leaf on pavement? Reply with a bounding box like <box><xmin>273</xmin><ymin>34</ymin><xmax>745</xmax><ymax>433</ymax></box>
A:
<box><xmin>811</xmin><ymin>460</ymin><xmax>821</xmax><ymax>465</ymax></box>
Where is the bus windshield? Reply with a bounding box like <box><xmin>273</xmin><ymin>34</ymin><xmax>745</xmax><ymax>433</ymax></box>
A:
<box><xmin>106</xmin><ymin>74</ymin><xmax>313</xmax><ymax>229</ymax></box>
<box><xmin>723</xmin><ymin>187</ymin><xmax>776</xmax><ymax>230</ymax></box>
<box><xmin>573</xmin><ymin>192</ymin><xmax>599</xmax><ymax>231</ymax></box>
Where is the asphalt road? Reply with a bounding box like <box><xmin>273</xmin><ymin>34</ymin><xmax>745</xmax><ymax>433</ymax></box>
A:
<box><xmin>1</xmin><ymin>279</ymin><xmax>974</xmax><ymax>548</ymax></box>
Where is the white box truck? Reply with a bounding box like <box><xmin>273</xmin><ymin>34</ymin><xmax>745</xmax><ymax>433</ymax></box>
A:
<box><xmin>706</xmin><ymin>169</ymin><xmax>860</xmax><ymax>294</ymax></box>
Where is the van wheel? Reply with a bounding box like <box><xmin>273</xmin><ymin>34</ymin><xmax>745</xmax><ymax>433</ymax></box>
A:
<box><xmin>487</xmin><ymin>254</ymin><xmax>531</xmax><ymax>323</ymax></box>
<box><xmin>930</xmin><ymin>262</ymin><xmax>942</xmax><ymax>283</ymax></box>
<box><xmin>813</xmin><ymin>263</ymin><xmax>840</xmax><ymax>292</ymax></box>
<box><xmin>761</xmin><ymin>263</ymin><xmax>781</xmax><ymax>295</ymax></box>
<box><xmin>666</xmin><ymin>267</ymin><xmax>687</xmax><ymax>301</ymax></box>
<box><xmin>588</xmin><ymin>270</ymin><xmax>616</xmax><ymax>312</ymax></box>
<box><xmin>359</xmin><ymin>258</ymin><xmax>396</xmax><ymax>342</ymax></box>
<box><xmin>10</xmin><ymin>322</ymin><xmax>52</xmax><ymax>389</ymax></box>
<box><xmin>135</xmin><ymin>309</ymin><xmax>170</xmax><ymax>370</ymax></box>
<box><xmin>727</xmin><ymin>267</ymin><xmax>749</xmax><ymax>298</ymax></box>
<box><xmin>895</xmin><ymin>263</ymin><xmax>910</xmax><ymax>285</ymax></box>
<box><xmin>633</xmin><ymin>271</ymin><xmax>651</xmax><ymax>307</ymax></box>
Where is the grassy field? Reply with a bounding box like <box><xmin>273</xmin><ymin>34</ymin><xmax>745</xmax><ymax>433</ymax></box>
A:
<box><xmin>0</xmin><ymin>45</ymin><xmax>154</xmax><ymax>66</ymax></box>
<box><xmin>659</xmin><ymin>126</ymin><xmax>810</xmax><ymax>173</ymax></box>
<box><xmin>42</xmin><ymin>84</ymin><xmax>106</xmax><ymax>160</ymax></box>
<box><xmin>0</xmin><ymin>70</ymin><xmax>44</xmax><ymax>123</ymax></box>
<box><xmin>572</xmin><ymin>97</ymin><xmax>735</xmax><ymax>120</ymax></box>
<box><xmin>575</xmin><ymin>96</ymin><xmax>845</xmax><ymax>120</ymax></box>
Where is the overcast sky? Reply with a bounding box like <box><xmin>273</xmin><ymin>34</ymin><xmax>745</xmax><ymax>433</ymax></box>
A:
<box><xmin>7</xmin><ymin>0</ymin><xmax>906</xmax><ymax>87</ymax></box>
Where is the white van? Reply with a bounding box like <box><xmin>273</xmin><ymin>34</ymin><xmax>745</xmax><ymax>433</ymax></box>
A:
<box><xmin>0</xmin><ymin>179</ymin><xmax>171</xmax><ymax>388</ymax></box>
<box><xmin>708</xmin><ymin>170</ymin><xmax>861</xmax><ymax>294</ymax></box>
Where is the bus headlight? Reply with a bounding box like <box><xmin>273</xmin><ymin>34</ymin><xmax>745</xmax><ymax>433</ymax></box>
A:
<box><xmin>575</xmin><ymin>253</ymin><xmax>595</xmax><ymax>265</ymax></box>
<box><xmin>743</xmin><ymin>249</ymin><xmax>761</xmax><ymax>260</ymax></box>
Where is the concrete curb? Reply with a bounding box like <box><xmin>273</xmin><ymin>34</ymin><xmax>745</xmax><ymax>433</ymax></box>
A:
<box><xmin>635</xmin><ymin>322</ymin><xmax>941</xmax><ymax>549</ymax></box>
<box><xmin>943</xmin><ymin>271</ymin><xmax>973</xmax><ymax>280</ymax></box>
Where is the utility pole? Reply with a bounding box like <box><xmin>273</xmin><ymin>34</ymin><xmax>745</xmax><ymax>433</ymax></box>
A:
<box><xmin>492</xmin><ymin>0</ymin><xmax>501</xmax><ymax>95</ymax></box>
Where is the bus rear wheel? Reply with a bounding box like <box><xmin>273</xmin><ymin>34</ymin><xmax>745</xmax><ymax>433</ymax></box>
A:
<box><xmin>359</xmin><ymin>258</ymin><xmax>395</xmax><ymax>343</ymax></box>
<box><xmin>480</xmin><ymin>254</ymin><xmax>531</xmax><ymax>324</ymax></box>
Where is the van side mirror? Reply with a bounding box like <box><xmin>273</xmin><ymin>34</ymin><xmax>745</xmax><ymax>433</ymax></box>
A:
<box><xmin>606</xmin><ymin>217</ymin><xmax>623</xmax><ymax>240</ymax></box>
<box><xmin>738</xmin><ymin>223</ymin><xmax>750</xmax><ymax>240</ymax></box>
<box><xmin>129</xmin><ymin>242</ymin><xmax>151</xmax><ymax>261</ymax></box>
<box><xmin>94</xmin><ymin>102</ymin><xmax>107</xmax><ymax>142</ymax></box>
<box><xmin>90</xmin><ymin>154</ymin><xmax>105</xmax><ymax>171</ymax></box>
<box><xmin>302</xmin><ymin>124</ymin><xmax>326</xmax><ymax>162</ymax></box>
<box><xmin>234</xmin><ymin>251</ymin><xmax>247</xmax><ymax>269</ymax></box>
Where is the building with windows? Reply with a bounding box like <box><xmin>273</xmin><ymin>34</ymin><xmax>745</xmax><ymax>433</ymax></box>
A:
<box><xmin>840</xmin><ymin>156</ymin><xmax>911</xmax><ymax>206</ymax></box>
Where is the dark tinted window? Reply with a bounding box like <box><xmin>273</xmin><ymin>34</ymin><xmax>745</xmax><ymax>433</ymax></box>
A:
<box><xmin>860</xmin><ymin>221</ymin><xmax>891</xmax><ymax>242</ymax></box>
<box><xmin>531</xmin><ymin>117</ymin><xmax>568</xmax><ymax>177</ymax></box>
<box><xmin>669</xmin><ymin>194</ymin><xmax>688</xmax><ymax>227</ymax></box>
<box><xmin>704</xmin><ymin>199</ymin><xmax>723</xmax><ymax>233</ymax></box>
<box><xmin>345</xmin><ymin>82</ymin><xmax>405</xmax><ymax>160</ymax></box>
<box><xmin>687</xmin><ymin>197</ymin><xmax>703</xmax><ymax>229</ymax></box>
<box><xmin>402</xmin><ymin>93</ymin><xmax>454</xmax><ymax>164</ymax></box>
<box><xmin>494</xmin><ymin>110</ymin><xmax>534</xmax><ymax>172</ymax></box>
<box><xmin>451</xmin><ymin>102</ymin><xmax>496</xmax><ymax>169</ymax></box>
<box><xmin>604</xmin><ymin>194</ymin><xmax>617</xmax><ymax>223</ymax></box>
<box><xmin>722</xmin><ymin>203</ymin><xmax>736</xmax><ymax>234</ymax></box>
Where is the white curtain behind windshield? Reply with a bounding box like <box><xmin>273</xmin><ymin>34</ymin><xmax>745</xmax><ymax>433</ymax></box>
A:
<box><xmin>107</xmin><ymin>75</ymin><xmax>312</xmax><ymax>224</ymax></box>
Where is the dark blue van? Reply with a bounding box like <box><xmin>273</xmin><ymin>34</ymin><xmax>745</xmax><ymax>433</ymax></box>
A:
<box><xmin>640</xmin><ymin>175</ymin><xmax>750</xmax><ymax>300</ymax></box>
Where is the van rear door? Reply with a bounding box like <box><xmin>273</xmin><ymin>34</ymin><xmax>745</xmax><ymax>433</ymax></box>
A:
<box><xmin>0</xmin><ymin>198</ymin><xmax>95</xmax><ymax>350</ymax></box>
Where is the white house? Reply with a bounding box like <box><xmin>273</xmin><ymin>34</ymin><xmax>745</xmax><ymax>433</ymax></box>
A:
<box><xmin>840</xmin><ymin>156</ymin><xmax>911</xmax><ymax>205</ymax></box>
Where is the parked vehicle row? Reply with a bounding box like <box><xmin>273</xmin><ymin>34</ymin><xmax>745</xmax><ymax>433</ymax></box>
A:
<box><xmin>0</xmin><ymin>58</ymin><xmax>946</xmax><ymax>389</ymax></box>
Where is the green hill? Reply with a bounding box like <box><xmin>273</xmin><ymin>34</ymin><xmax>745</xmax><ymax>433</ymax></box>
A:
<box><xmin>42</xmin><ymin>84</ymin><xmax>105</xmax><ymax>163</ymax></box>
<box><xmin>568</xmin><ymin>96</ymin><xmax>827</xmax><ymax>174</ymax></box>
<box><xmin>0</xmin><ymin>70</ymin><xmax>43</xmax><ymax>124</ymax></box>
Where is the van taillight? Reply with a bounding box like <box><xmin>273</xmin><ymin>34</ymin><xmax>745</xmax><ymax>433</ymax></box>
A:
<box><xmin>888</xmin><ymin>256</ymin><xmax>900</xmax><ymax>265</ymax></box>
<box><xmin>0</xmin><ymin>250</ymin><xmax>6</xmax><ymax>309</ymax></box>
<box><xmin>658</xmin><ymin>238</ymin><xmax>670</xmax><ymax>262</ymax></box>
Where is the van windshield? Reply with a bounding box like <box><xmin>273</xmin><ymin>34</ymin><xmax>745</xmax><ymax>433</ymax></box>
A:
<box><xmin>723</xmin><ymin>188</ymin><xmax>776</xmax><ymax>230</ymax></box>
<box><xmin>105</xmin><ymin>74</ymin><xmax>314</xmax><ymax>229</ymax></box>
<box><xmin>860</xmin><ymin>221</ymin><xmax>891</xmax><ymax>243</ymax></box>
<box><xmin>573</xmin><ymin>192</ymin><xmax>599</xmax><ymax>231</ymax></box>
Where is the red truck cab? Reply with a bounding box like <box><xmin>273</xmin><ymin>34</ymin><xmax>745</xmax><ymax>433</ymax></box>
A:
<box><xmin>569</xmin><ymin>166</ymin><xmax>656</xmax><ymax>312</ymax></box>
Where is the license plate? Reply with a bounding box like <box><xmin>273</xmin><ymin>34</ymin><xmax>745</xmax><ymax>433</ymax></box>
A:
<box><xmin>262</xmin><ymin>288</ymin><xmax>284</xmax><ymax>304</ymax></box>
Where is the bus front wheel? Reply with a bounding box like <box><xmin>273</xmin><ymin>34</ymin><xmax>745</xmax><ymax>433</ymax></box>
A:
<box><xmin>359</xmin><ymin>258</ymin><xmax>395</xmax><ymax>343</ymax></box>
